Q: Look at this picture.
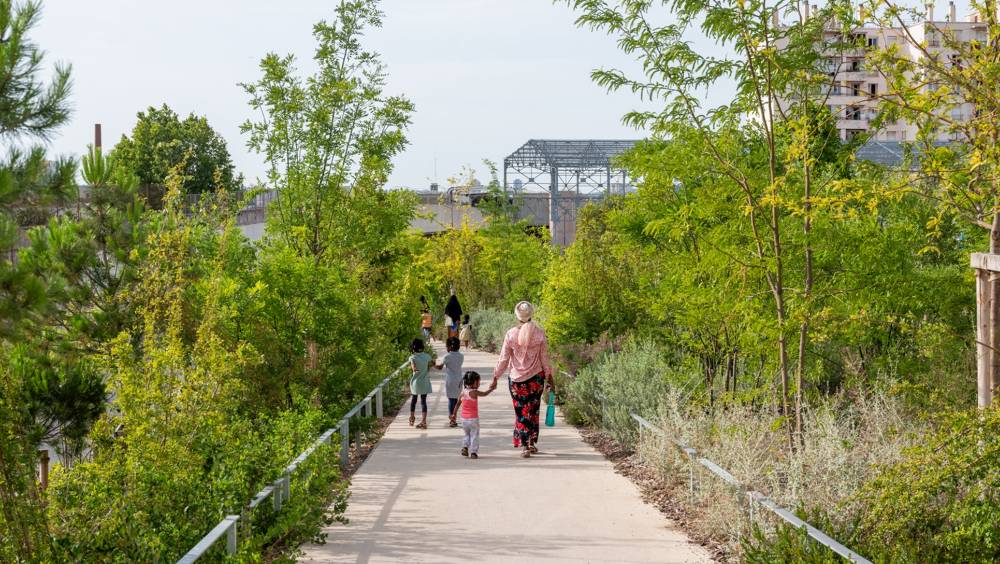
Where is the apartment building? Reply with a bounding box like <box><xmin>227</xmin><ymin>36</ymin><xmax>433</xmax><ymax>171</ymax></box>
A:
<box><xmin>782</xmin><ymin>1</ymin><xmax>989</xmax><ymax>141</ymax></box>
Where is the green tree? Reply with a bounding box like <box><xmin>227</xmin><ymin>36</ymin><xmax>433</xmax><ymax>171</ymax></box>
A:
<box><xmin>6</xmin><ymin>147</ymin><xmax>145</xmax><ymax>465</ymax></box>
<box><xmin>241</xmin><ymin>0</ymin><xmax>416</xmax><ymax>373</ymax></box>
<box><xmin>241</xmin><ymin>0</ymin><xmax>413</xmax><ymax>266</ymax></box>
<box><xmin>862</xmin><ymin>0</ymin><xmax>1000</xmax><ymax>398</ymax></box>
<box><xmin>114</xmin><ymin>103</ymin><xmax>238</xmax><ymax>195</ymax></box>
<box><xmin>0</xmin><ymin>0</ymin><xmax>73</xmax><ymax>559</ymax></box>
<box><xmin>565</xmin><ymin>0</ymin><xmax>868</xmax><ymax>445</ymax></box>
<box><xmin>420</xmin><ymin>163</ymin><xmax>551</xmax><ymax>311</ymax></box>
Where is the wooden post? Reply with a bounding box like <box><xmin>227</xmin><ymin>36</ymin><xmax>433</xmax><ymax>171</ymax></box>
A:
<box><xmin>971</xmin><ymin>253</ymin><xmax>1000</xmax><ymax>407</ymax></box>
<box><xmin>977</xmin><ymin>267</ymin><xmax>991</xmax><ymax>407</ymax></box>
<box><xmin>38</xmin><ymin>449</ymin><xmax>49</xmax><ymax>490</ymax></box>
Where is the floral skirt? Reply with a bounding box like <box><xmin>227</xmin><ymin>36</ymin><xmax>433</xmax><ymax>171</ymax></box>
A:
<box><xmin>509</xmin><ymin>374</ymin><xmax>545</xmax><ymax>447</ymax></box>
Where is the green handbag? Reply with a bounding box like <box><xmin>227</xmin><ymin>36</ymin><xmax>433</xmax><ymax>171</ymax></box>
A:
<box><xmin>545</xmin><ymin>391</ymin><xmax>556</xmax><ymax>427</ymax></box>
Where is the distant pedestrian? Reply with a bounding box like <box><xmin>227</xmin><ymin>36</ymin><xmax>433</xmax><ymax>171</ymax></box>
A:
<box><xmin>435</xmin><ymin>337</ymin><xmax>465</xmax><ymax>428</ymax></box>
<box><xmin>444</xmin><ymin>294</ymin><xmax>463</xmax><ymax>339</ymax></box>
<box><xmin>408</xmin><ymin>338</ymin><xmax>433</xmax><ymax>429</ymax></box>
<box><xmin>494</xmin><ymin>301</ymin><xmax>555</xmax><ymax>458</ymax></box>
<box><xmin>459</xmin><ymin>314</ymin><xmax>473</xmax><ymax>349</ymax></box>
<box><xmin>453</xmin><ymin>370</ymin><xmax>498</xmax><ymax>459</ymax></box>
<box><xmin>421</xmin><ymin>308</ymin><xmax>433</xmax><ymax>342</ymax></box>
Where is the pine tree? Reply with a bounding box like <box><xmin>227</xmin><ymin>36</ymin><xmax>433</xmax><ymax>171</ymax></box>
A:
<box><xmin>0</xmin><ymin>0</ymin><xmax>73</xmax><ymax>559</ymax></box>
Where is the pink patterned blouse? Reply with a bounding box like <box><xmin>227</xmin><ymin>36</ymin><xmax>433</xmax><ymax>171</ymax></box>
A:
<box><xmin>493</xmin><ymin>324</ymin><xmax>552</xmax><ymax>382</ymax></box>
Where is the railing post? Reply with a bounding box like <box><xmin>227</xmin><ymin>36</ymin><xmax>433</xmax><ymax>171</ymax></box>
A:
<box><xmin>376</xmin><ymin>387</ymin><xmax>384</xmax><ymax>418</ymax></box>
<box><xmin>355</xmin><ymin>405</ymin><xmax>363</xmax><ymax>454</ymax></box>
<box><xmin>225</xmin><ymin>517</ymin><xmax>238</xmax><ymax>555</ymax></box>
<box><xmin>273</xmin><ymin>478</ymin><xmax>284</xmax><ymax>511</ymax></box>
<box><xmin>340</xmin><ymin>419</ymin><xmax>350</xmax><ymax>467</ymax></box>
<box><xmin>283</xmin><ymin>471</ymin><xmax>291</xmax><ymax>501</ymax></box>
<box><xmin>638</xmin><ymin>425</ymin><xmax>644</xmax><ymax>464</ymax></box>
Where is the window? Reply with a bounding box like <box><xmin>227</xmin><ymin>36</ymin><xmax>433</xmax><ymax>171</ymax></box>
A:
<box><xmin>849</xmin><ymin>59</ymin><xmax>863</xmax><ymax>72</ymax></box>
<box><xmin>869</xmin><ymin>83</ymin><xmax>877</xmax><ymax>96</ymax></box>
<box><xmin>846</xmin><ymin>106</ymin><xmax>862</xmax><ymax>120</ymax></box>
<box><xmin>851</xmin><ymin>83</ymin><xmax>861</xmax><ymax>96</ymax></box>
<box><xmin>951</xmin><ymin>108</ymin><xmax>963</xmax><ymax>121</ymax></box>
<box><xmin>867</xmin><ymin>36</ymin><xmax>878</xmax><ymax>48</ymax></box>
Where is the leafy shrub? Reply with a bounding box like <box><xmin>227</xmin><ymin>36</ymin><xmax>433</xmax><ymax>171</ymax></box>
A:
<box><xmin>855</xmin><ymin>406</ymin><xmax>1000</xmax><ymax>563</ymax></box>
<box><xmin>741</xmin><ymin>508</ymin><xmax>858</xmax><ymax>564</ymax></box>
<box><xmin>566</xmin><ymin>339</ymin><xmax>677</xmax><ymax>444</ymax></box>
<box><xmin>468</xmin><ymin>308</ymin><xmax>515</xmax><ymax>353</ymax></box>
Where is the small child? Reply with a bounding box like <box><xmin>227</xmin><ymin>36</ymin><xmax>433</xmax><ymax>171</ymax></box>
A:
<box><xmin>453</xmin><ymin>371</ymin><xmax>497</xmax><ymax>459</ymax></box>
<box><xmin>408</xmin><ymin>338</ymin><xmax>433</xmax><ymax>429</ymax></box>
<box><xmin>459</xmin><ymin>314</ymin><xmax>473</xmax><ymax>349</ymax></box>
<box><xmin>420</xmin><ymin>309</ymin><xmax>433</xmax><ymax>342</ymax></box>
<box><xmin>435</xmin><ymin>337</ymin><xmax>464</xmax><ymax>428</ymax></box>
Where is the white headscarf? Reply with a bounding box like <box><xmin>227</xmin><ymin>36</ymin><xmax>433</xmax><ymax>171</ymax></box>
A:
<box><xmin>514</xmin><ymin>301</ymin><xmax>537</xmax><ymax>347</ymax></box>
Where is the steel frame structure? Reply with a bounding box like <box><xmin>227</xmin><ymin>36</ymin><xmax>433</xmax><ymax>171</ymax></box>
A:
<box><xmin>503</xmin><ymin>140</ymin><xmax>639</xmax><ymax>245</ymax></box>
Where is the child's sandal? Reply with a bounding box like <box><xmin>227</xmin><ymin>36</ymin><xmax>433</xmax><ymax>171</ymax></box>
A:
<box><xmin>416</xmin><ymin>421</ymin><xmax>427</xmax><ymax>429</ymax></box>
<box><xmin>461</xmin><ymin>447</ymin><xmax>468</xmax><ymax>457</ymax></box>
<box><xmin>408</xmin><ymin>414</ymin><xmax>415</xmax><ymax>426</ymax></box>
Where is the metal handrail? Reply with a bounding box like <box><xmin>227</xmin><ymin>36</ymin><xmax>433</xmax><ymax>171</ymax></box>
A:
<box><xmin>629</xmin><ymin>413</ymin><xmax>871</xmax><ymax>564</ymax></box>
<box><xmin>177</xmin><ymin>361</ymin><xmax>408</xmax><ymax>563</ymax></box>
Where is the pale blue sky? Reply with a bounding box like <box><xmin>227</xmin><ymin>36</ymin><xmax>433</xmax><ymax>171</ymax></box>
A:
<box><xmin>35</xmin><ymin>1</ymin><xmax>969</xmax><ymax>189</ymax></box>
<box><xmin>35</xmin><ymin>0</ymin><xmax>658</xmax><ymax>190</ymax></box>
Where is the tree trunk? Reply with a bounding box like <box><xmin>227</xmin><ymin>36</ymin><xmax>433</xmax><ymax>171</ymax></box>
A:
<box><xmin>795</xmin><ymin>165</ymin><xmax>814</xmax><ymax>447</ymax></box>
<box><xmin>770</xmin><ymin>205</ymin><xmax>794</xmax><ymax>450</ymax></box>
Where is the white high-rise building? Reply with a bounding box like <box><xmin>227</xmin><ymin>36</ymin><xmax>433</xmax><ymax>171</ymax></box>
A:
<box><xmin>779</xmin><ymin>1</ymin><xmax>989</xmax><ymax>142</ymax></box>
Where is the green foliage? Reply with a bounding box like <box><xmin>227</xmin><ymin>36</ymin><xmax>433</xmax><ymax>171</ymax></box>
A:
<box><xmin>0</xmin><ymin>360</ymin><xmax>55</xmax><ymax>562</ymax></box>
<box><xmin>567</xmin><ymin>339</ymin><xmax>683</xmax><ymax>444</ymax></box>
<box><xmin>0</xmin><ymin>0</ymin><xmax>71</xmax><ymax>140</ymax></box>
<box><xmin>856</xmin><ymin>406</ymin><xmax>1000</xmax><ymax>563</ymax></box>
<box><xmin>468</xmin><ymin>308</ymin><xmax>516</xmax><ymax>353</ymax></box>
<box><xmin>741</xmin><ymin>508</ymin><xmax>856</xmax><ymax>564</ymax></box>
<box><xmin>542</xmin><ymin>200</ymin><xmax>656</xmax><ymax>346</ymax></box>
<box><xmin>416</xmin><ymin>164</ymin><xmax>550</xmax><ymax>314</ymax></box>
<box><xmin>241</xmin><ymin>0</ymin><xmax>413</xmax><ymax>265</ymax></box>
<box><xmin>114</xmin><ymin>104</ymin><xmax>238</xmax><ymax>194</ymax></box>
<box><xmin>0</xmin><ymin>1</ymin><xmax>74</xmax><ymax>558</ymax></box>
<box><xmin>11</xmin><ymin>346</ymin><xmax>105</xmax><ymax>462</ymax></box>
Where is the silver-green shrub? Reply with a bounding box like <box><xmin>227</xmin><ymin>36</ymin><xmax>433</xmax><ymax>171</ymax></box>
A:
<box><xmin>468</xmin><ymin>308</ymin><xmax>516</xmax><ymax>353</ymax></box>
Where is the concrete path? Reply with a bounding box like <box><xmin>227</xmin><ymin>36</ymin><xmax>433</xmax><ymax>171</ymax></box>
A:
<box><xmin>300</xmin><ymin>343</ymin><xmax>710</xmax><ymax>564</ymax></box>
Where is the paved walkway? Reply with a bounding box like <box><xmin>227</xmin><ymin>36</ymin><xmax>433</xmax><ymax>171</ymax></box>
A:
<box><xmin>300</xmin><ymin>343</ymin><xmax>710</xmax><ymax>564</ymax></box>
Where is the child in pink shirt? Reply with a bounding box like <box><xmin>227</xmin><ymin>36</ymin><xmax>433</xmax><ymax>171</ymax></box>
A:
<box><xmin>452</xmin><ymin>371</ymin><xmax>497</xmax><ymax>459</ymax></box>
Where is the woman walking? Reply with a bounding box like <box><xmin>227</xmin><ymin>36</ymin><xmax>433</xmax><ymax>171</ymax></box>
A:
<box><xmin>444</xmin><ymin>293</ymin><xmax>463</xmax><ymax>340</ymax></box>
<box><xmin>493</xmin><ymin>301</ymin><xmax>555</xmax><ymax>458</ymax></box>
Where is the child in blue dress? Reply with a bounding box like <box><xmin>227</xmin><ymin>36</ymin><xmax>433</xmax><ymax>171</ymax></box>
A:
<box><xmin>408</xmin><ymin>338</ymin><xmax>433</xmax><ymax>429</ymax></box>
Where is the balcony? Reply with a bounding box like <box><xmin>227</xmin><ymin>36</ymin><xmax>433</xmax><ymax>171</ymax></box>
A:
<box><xmin>838</xmin><ymin>119</ymin><xmax>870</xmax><ymax>129</ymax></box>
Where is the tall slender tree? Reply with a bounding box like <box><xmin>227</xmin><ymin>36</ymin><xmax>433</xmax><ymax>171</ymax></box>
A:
<box><xmin>241</xmin><ymin>0</ymin><xmax>414</xmax><ymax>373</ymax></box>
<box><xmin>565</xmin><ymin>0</ymin><xmax>861</xmax><ymax>446</ymax></box>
